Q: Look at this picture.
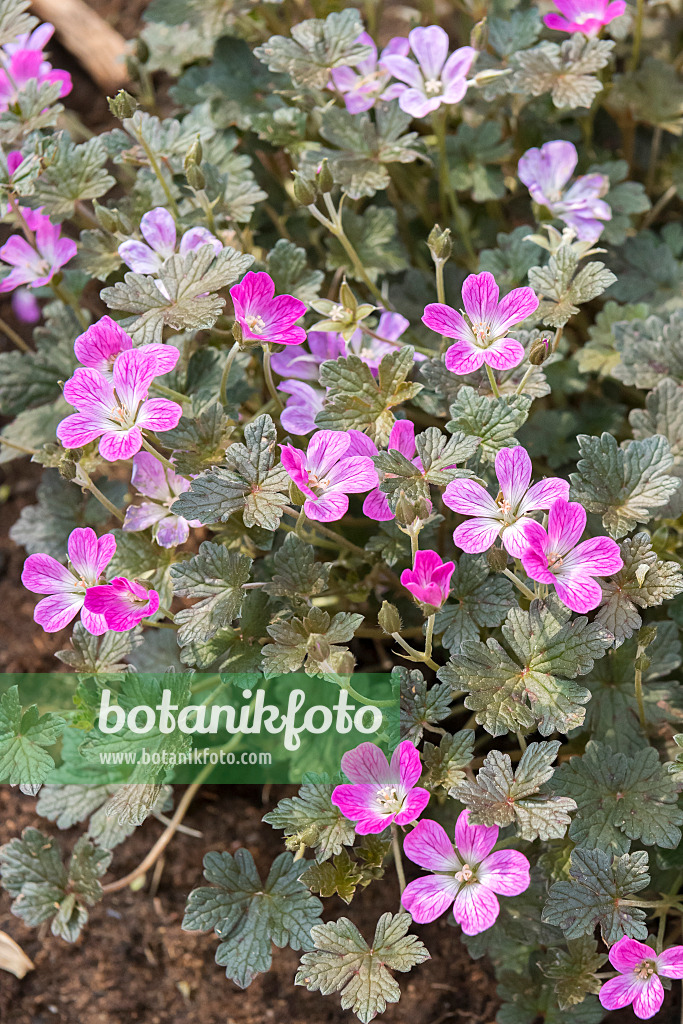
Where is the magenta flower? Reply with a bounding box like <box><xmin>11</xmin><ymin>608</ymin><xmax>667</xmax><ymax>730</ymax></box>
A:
<box><xmin>331</xmin><ymin>741</ymin><xmax>430</xmax><ymax>835</ymax></box>
<box><xmin>518</xmin><ymin>141</ymin><xmax>611</xmax><ymax>244</ymax></box>
<box><xmin>230</xmin><ymin>271</ymin><xmax>306</xmax><ymax>347</ymax></box>
<box><xmin>329</xmin><ymin>33</ymin><xmax>410</xmax><ymax>114</ymax></box>
<box><xmin>0</xmin><ymin>208</ymin><xmax>76</xmax><ymax>293</ymax></box>
<box><xmin>57</xmin><ymin>348</ymin><xmax>183</xmax><ymax>462</ymax></box>
<box><xmin>599</xmin><ymin>937</ymin><xmax>683</xmax><ymax>1020</ymax></box>
<box><xmin>0</xmin><ymin>23</ymin><xmax>71</xmax><ymax>113</ymax></box>
<box><xmin>84</xmin><ymin>577</ymin><xmax>160</xmax><ymax>632</ymax></box>
<box><xmin>280</xmin><ymin>429</ymin><xmax>377</xmax><ymax>522</ymax></box>
<box><xmin>521</xmin><ymin>498</ymin><xmax>623</xmax><ymax>613</ymax></box>
<box><xmin>443</xmin><ymin>446</ymin><xmax>569</xmax><ymax>557</ymax></box>
<box><xmin>401</xmin><ymin>810</ymin><xmax>530</xmax><ymax>934</ymax></box>
<box><xmin>353</xmin><ymin>420</ymin><xmax>423</xmax><ymax>522</ymax></box>
<box><xmin>544</xmin><ymin>0</ymin><xmax>626</xmax><ymax>36</ymax></box>
<box><xmin>422</xmin><ymin>272</ymin><xmax>538</xmax><ymax>375</ymax></box>
<box><xmin>400</xmin><ymin>550</ymin><xmax>455</xmax><ymax>608</ymax></box>
<box><xmin>380</xmin><ymin>26</ymin><xmax>476</xmax><ymax>119</ymax></box>
<box><xmin>123</xmin><ymin>452</ymin><xmax>200</xmax><ymax>548</ymax></box>
<box><xmin>73</xmin><ymin>315</ymin><xmax>179</xmax><ymax>379</ymax></box>
<box><xmin>11</xmin><ymin>287</ymin><xmax>40</xmax><ymax>323</ymax></box>
<box><xmin>118</xmin><ymin>207</ymin><xmax>221</xmax><ymax>275</ymax></box>
<box><xmin>21</xmin><ymin>527</ymin><xmax>116</xmax><ymax>635</ymax></box>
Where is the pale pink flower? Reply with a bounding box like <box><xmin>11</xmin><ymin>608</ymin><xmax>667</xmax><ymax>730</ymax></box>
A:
<box><xmin>401</xmin><ymin>810</ymin><xmax>530</xmax><ymax>934</ymax></box>
<box><xmin>57</xmin><ymin>348</ymin><xmax>182</xmax><ymax>462</ymax></box>
<box><xmin>380</xmin><ymin>26</ymin><xmax>476</xmax><ymax>119</ymax></box>
<box><xmin>518</xmin><ymin>141</ymin><xmax>611</xmax><ymax>243</ymax></box>
<box><xmin>331</xmin><ymin>741</ymin><xmax>430</xmax><ymax>834</ymax></box>
<box><xmin>329</xmin><ymin>33</ymin><xmax>410</xmax><ymax>114</ymax></box>
<box><xmin>521</xmin><ymin>498</ymin><xmax>623</xmax><ymax>613</ymax></box>
<box><xmin>422</xmin><ymin>272</ymin><xmax>538</xmax><ymax>375</ymax></box>
<box><xmin>0</xmin><ymin>23</ymin><xmax>71</xmax><ymax>113</ymax></box>
<box><xmin>544</xmin><ymin>0</ymin><xmax>626</xmax><ymax>36</ymax></box>
<box><xmin>84</xmin><ymin>577</ymin><xmax>160</xmax><ymax>632</ymax></box>
<box><xmin>278</xmin><ymin>380</ymin><xmax>324</xmax><ymax>436</ymax></box>
<box><xmin>400</xmin><ymin>550</ymin><xmax>454</xmax><ymax>608</ymax></box>
<box><xmin>123</xmin><ymin>452</ymin><xmax>200</xmax><ymax>548</ymax></box>
<box><xmin>599</xmin><ymin>937</ymin><xmax>683</xmax><ymax>1020</ymax></box>
<box><xmin>443</xmin><ymin>446</ymin><xmax>569</xmax><ymax>557</ymax></box>
<box><xmin>118</xmin><ymin>207</ymin><xmax>221</xmax><ymax>274</ymax></box>
<box><xmin>11</xmin><ymin>287</ymin><xmax>40</xmax><ymax>323</ymax></box>
<box><xmin>280</xmin><ymin>429</ymin><xmax>378</xmax><ymax>522</ymax></box>
<box><xmin>73</xmin><ymin>315</ymin><xmax>179</xmax><ymax>379</ymax></box>
<box><xmin>352</xmin><ymin>420</ymin><xmax>424</xmax><ymax>522</ymax></box>
<box><xmin>0</xmin><ymin>208</ymin><xmax>76</xmax><ymax>292</ymax></box>
<box><xmin>21</xmin><ymin>527</ymin><xmax>115</xmax><ymax>635</ymax></box>
<box><xmin>230</xmin><ymin>271</ymin><xmax>306</xmax><ymax>347</ymax></box>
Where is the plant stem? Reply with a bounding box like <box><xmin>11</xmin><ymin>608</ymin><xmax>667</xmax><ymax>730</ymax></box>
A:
<box><xmin>0</xmin><ymin>315</ymin><xmax>31</xmax><ymax>352</ymax></box>
<box><xmin>502</xmin><ymin>568</ymin><xmax>536</xmax><ymax>602</ymax></box>
<box><xmin>219</xmin><ymin>341</ymin><xmax>241</xmax><ymax>407</ymax></box>
<box><xmin>75</xmin><ymin>466</ymin><xmax>125</xmax><ymax>523</ymax></box>
<box><xmin>435</xmin><ymin>258</ymin><xmax>447</xmax><ymax>352</ymax></box>
<box><xmin>634</xmin><ymin>643</ymin><xmax>647</xmax><ymax>731</ymax></box>
<box><xmin>642</xmin><ymin>184</ymin><xmax>677</xmax><ymax>229</ymax></box>
<box><xmin>309</xmin><ymin>199</ymin><xmax>385</xmax><ymax>306</ymax></box>
<box><xmin>516</xmin><ymin>730</ymin><xmax>528</xmax><ymax>753</ymax></box>
<box><xmin>0</xmin><ymin>435</ymin><xmax>36</xmax><ymax>455</ymax></box>
<box><xmin>433</xmin><ymin>110</ymin><xmax>476</xmax><ymax>267</ymax></box>
<box><xmin>391</xmin><ymin>823</ymin><xmax>406</xmax><ymax>899</ymax></box>
<box><xmin>629</xmin><ymin>0</ymin><xmax>645</xmax><ymax>71</ymax></box>
<box><xmin>50</xmin><ymin>279</ymin><xmax>88</xmax><ymax>330</ymax></box>
<box><xmin>151</xmin><ymin>381</ymin><xmax>192</xmax><ymax>406</ymax></box>
<box><xmin>424</xmin><ymin>613</ymin><xmax>435</xmax><ymax>659</ymax></box>
<box><xmin>282</xmin><ymin>507</ymin><xmax>369</xmax><ymax>559</ymax></box>
<box><xmin>485</xmin><ymin>363</ymin><xmax>501</xmax><ymax>398</ymax></box>
<box><xmin>140</xmin><ymin>435</ymin><xmax>177</xmax><ymax>473</ymax></box>
<box><xmin>137</xmin><ymin>135</ymin><xmax>180</xmax><ymax>219</ymax></box>
<box><xmin>262</xmin><ymin>345</ymin><xmax>283</xmax><ymax>411</ymax></box>
<box><xmin>391</xmin><ymin>631</ymin><xmax>440</xmax><ymax>672</ymax></box>
<box><xmin>515</xmin><ymin>364</ymin><xmax>535</xmax><ymax>396</ymax></box>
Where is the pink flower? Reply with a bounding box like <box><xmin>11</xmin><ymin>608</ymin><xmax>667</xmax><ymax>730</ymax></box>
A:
<box><xmin>84</xmin><ymin>577</ymin><xmax>160</xmax><ymax>632</ymax></box>
<box><xmin>11</xmin><ymin>287</ymin><xmax>40</xmax><ymax>323</ymax></box>
<box><xmin>331</xmin><ymin>741</ymin><xmax>430</xmax><ymax>834</ymax></box>
<box><xmin>518</xmin><ymin>141</ymin><xmax>611</xmax><ymax>243</ymax></box>
<box><xmin>380</xmin><ymin>26</ymin><xmax>476</xmax><ymax>119</ymax></box>
<box><xmin>521</xmin><ymin>498</ymin><xmax>624</xmax><ymax>613</ymax></box>
<box><xmin>401</xmin><ymin>810</ymin><xmax>530</xmax><ymax>934</ymax></box>
<box><xmin>599</xmin><ymin>937</ymin><xmax>683</xmax><ymax>1020</ymax></box>
<box><xmin>278</xmin><ymin>380</ymin><xmax>325</xmax><ymax>436</ymax></box>
<box><xmin>271</xmin><ymin>330</ymin><xmax>345</xmax><ymax>379</ymax></box>
<box><xmin>329</xmin><ymin>33</ymin><xmax>410</xmax><ymax>114</ymax></box>
<box><xmin>544</xmin><ymin>0</ymin><xmax>626</xmax><ymax>36</ymax></box>
<box><xmin>280</xmin><ymin>429</ymin><xmax>378</xmax><ymax>522</ymax></box>
<box><xmin>73</xmin><ymin>315</ymin><xmax>178</xmax><ymax>378</ymax></box>
<box><xmin>230</xmin><ymin>271</ymin><xmax>306</xmax><ymax>347</ymax></box>
<box><xmin>0</xmin><ymin>23</ymin><xmax>72</xmax><ymax>113</ymax></box>
<box><xmin>400</xmin><ymin>550</ymin><xmax>454</xmax><ymax>608</ymax></box>
<box><xmin>355</xmin><ymin>420</ymin><xmax>424</xmax><ymax>522</ymax></box>
<box><xmin>0</xmin><ymin>208</ymin><xmax>76</xmax><ymax>292</ymax></box>
<box><xmin>422</xmin><ymin>272</ymin><xmax>538</xmax><ymax>375</ymax></box>
<box><xmin>57</xmin><ymin>348</ymin><xmax>182</xmax><ymax>462</ymax></box>
<box><xmin>118</xmin><ymin>207</ymin><xmax>221</xmax><ymax>274</ymax></box>
<box><xmin>347</xmin><ymin>311</ymin><xmax>416</xmax><ymax>374</ymax></box>
<box><xmin>443</xmin><ymin>446</ymin><xmax>569</xmax><ymax>557</ymax></box>
<box><xmin>124</xmin><ymin>452</ymin><xmax>200</xmax><ymax>547</ymax></box>
<box><xmin>21</xmin><ymin>527</ymin><xmax>116</xmax><ymax>635</ymax></box>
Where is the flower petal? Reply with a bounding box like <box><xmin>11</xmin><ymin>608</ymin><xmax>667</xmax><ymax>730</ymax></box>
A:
<box><xmin>140</xmin><ymin>207</ymin><xmax>176</xmax><ymax>258</ymax></box>
<box><xmin>452</xmin><ymin>518</ymin><xmax>502</xmax><ymax>553</ymax></box>
<box><xmin>484</xmin><ymin>337</ymin><xmax>525</xmax><ymax>371</ymax></box>
<box><xmin>454</xmin><ymin>808</ymin><xmax>498</xmax><ymax>863</ymax></box>
<box><xmin>331</xmin><ymin>783</ymin><xmax>392</xmax><ymax>834</ymax></box>
<box><xmin>562</xmin><ymin>535</ymin><xmax>624</xmax><ymax>577</ymax></box>
<box><xmin>443</xmin><ymin>478</ymin><xmax>498</xmax><ymax>517</ymax></box>
<box><xmin>340</xmin><ymin>742</ymin><xmax>391</xmax><ymax>784</ymax></box>
<box><xmin>304</xmin><ymin>493</ymin><xmax>349</xmax><ymax>522</ymax></box>
<box><xmin>547</xmin><ymin>498</ymin><xmax>586</xmax><ymax>555</ymax></box>
<box><xmin>517</xmin><ymin>476</ymin><xmax>570</xmax><ymax>515</ymax></box>
<box><xmin>495</xmin><ymin>446</ymin><xmax>532</xmax><ymax>510</ymax></box>
<box><xmin>445</xmin><ymin>339</ymin><xmax>485</xmax><ymax>375</ymax></box>
<box><xmin>99</xmin><ymin>427</ymin><xmax>143</xmax><ymax>462</ymax></box>
<box><xmin>554</xmin><ymin>571</ymin><xmax>604</xmax><ymax>614</ymax></box>
<box><xmin>477</xmin><ymin>849</ymin><xmax>530</xmax><ymax>896</ymax></box>
<box><xmin>33</xmin><ymin>592</ymin><xmax>83</xmax><ymax>632</ymax></box>
<box><xmin>67</xmin><ymin>527</ymin><xmax>99</xmax><ymax>580</ymax></box>
<box><xmin>394</xmin><ymin>787</ymin><xmax>431</xmax><ymax>825</ymax></box>
<box><xmin>22</xmin><ymin>554</ymin><xmax>75</xmax><ymax>595</ymax></box>
<box><xmin>306</xmin><ymin>430</ymin><xmax>350</xmax><ymax>477</ymax></box>
<box><xmin>633</xmin><ymin>976</ymin><xmax>664</xmax><ymax>1020</ymax></box>
<box><xmin>402</xmin><ymin>875</ymin><xmax>460</xmax><ymax>924</ymax></box>
<box><xmin>325</xmin><ymin>456</ymin><xmax>378</xmax><ymax>494</ymax></box>
<box><xmin>135</xmin><ymin>397</ymin><xmax>183</xmax><ymax>433</ymax></box>
<box><xmin>403</xmin><ymin>818</ymin><xmax>460</xmax><ymax>872</ymax></box>
<box><xmin>489</xmin><ymin>287</ymin><xmax>539</xmax><ymax>336</ymax></box>
<box><xmin>422</xmin><ymin>303</ymin><xmax>472</xmax><ymax>341</ymax></box>
<box><xmin>390</xmin><ymin>740</ymin><xmax>423</xmax><ymax>789</ymax></box>
<box><xmin>462</xmin><ymin>272</ymin><xmax>499</xmax><ymax>324</ymax></box>
<box><xmin>453</xmin><ymin>883</ymin><xmax>499</xmax><ymax>935</ymax></box>
<box><xmin>656</xmin><ymin>946</ymin><xmax>683</xmax><ymax>979</ymax></box>
<box><xmin>409</xmin><ymin>25</ymin><xmax>449</xmax><ymax>78</ymax></box>
<box><xmin>610</xmin><ymin>937</ymin><xmax>658</xmax><ymax>973</ymax></box>
<box><xmin>599</xmin><ymin>974</ymin><xmax>645</xmax><ymax>1012</ymax></box>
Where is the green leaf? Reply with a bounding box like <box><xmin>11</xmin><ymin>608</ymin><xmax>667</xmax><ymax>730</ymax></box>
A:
<box><xmin>159</xmin><ymin>404</ymin><xmax>234</xmax><ymax>476</ymax></box>
<box><xmin>0</xmin><ymin>307</ymin><xmax>80</xmax><ymax>417</ymax></box>
<box><xmin>447</xmin><ymin>121</ymin><xmax>512</xmax><ymax>202</ymax></box>
<box><xmin>434</xmin><ymin>554</ymin><xmax>516</xmax><ymax>652</ymax></box>
<box><xmin>182</xmin><ymin>849</ymin><xmax>322</xmax><ymax>988</ymax></box>
<box><xmin>542</xmin><ymin>848</ymin><xmax>650</xmax><ymax>942</ymax></box>
<box><xmin>592</xmin><ymin>161</ymin><xmax>650</xmax><ymax>247</ymax></box>
<box><xmin>541</xmin><ymin>938</ymin><xmax>607</xmax><ymax>1011</ymax></box>
<box><xmin>574</xmin><ymin>300</ymin><xmax>649</xmax><ymax>377</ymax></box>
<box><xmin>497</xmin><ymin>970</ymin><xmax>604</xmax><ymax>1024</ymax></box>
<box><xmin>296</xmin><ymin>912</ymin><xmax>430</xmax><ymax>1024</ymax></box>
<box><xmin>266</xmin><ymin>239</ymin><xmax>323</xmax><ymax>303</ymax></box>
<box><xmin>453</xmin><ymin>741</ymin><xmax>576</xmax><ymax>841</ymax></box>
<box><xmin>596</xmin><ymin>533</ymin><xmax>683</xmax><ymax>644</ymax></box>
<box><xmin>36</xmin><ymin>780</ymin><xmax>171</xmax><ymax>850</ymax></box>
<box><xmin>0</xmin><ymin>0</ymin><xmax>36</xmax><ymax>47</ymax></box>
<box><xmin>0</xmin><ymin>829</ymin><xmax>110</xmax><ymax>942</ymax></box>
<box><xmin>630</xmin><ymin>378</ymin><xmax>683</xmax><ymax>517</ymax></box>
<box><xmin>101</xmin><ymin>245</ymin><xmax>254</xmax><ymax>342</ymax></box>
<box><xmin>263</xmin><ymin>782</ymin><xmax>356</xmax><ymax>861</ymax></box>
<box><xmin>513</xmin><ymin>36</ymin><xmax>613</xmax><ymax>109</ymax></box>
<box><xmin>254</xmin><ymin>9</ymin><xmax>371</xmax><ymax>89</ymax></box>
<box><xmin>170</xmin><ymin>541</ymin><xmax>252</xmax><ymax>645</ymax></box>
<box><xmin>479</xmin><ymin>226</ymin><xmax>543</xmax><ymax>291</ymax></box>
<box><xmin>569</xmin><ymin>432</ymin><xmax>681</xmax><ymax>538</ymax></box>
<box><xmin>550</xmin><ymin>741</ymin><xmax>683</xmax><ymax>853</ymax></box>
<box><xmin>318</xmin><ymin>348</ymin><xmax>422</xmax><ymax>445</ymax></box>
<box><xmin>398</xmin><ymin>667</ymin><xmax>451</xmax><ymax>743</ymax></box>
<box><xmin>609</xmin><ymin>57</ymin><xmax>683</xmax><ymax>132</ymax></box>
<box><xmin>56</xmin><ymin>623</ymin><xmax>142</xmax><ymax>673</ymax></box>
<box><xmin>421</xmin><ymin>731</ymin><xmax>475</xmax><ymax>794</ymax></box>
<box><xmin>606</xmin><ymin>230</ymin><xmax>683</xmax><ymax>304</ymax></box>
<box><xmin>488</xmin><ymin>9</ymin><xmax>542</xmax><ymax>57</ymax></box>
<box><xmin>171</xmin><ymin>415</ymin><xmax>290</xmax><ymax>531</ymax></box>
<box><xmin>438</xmin><ymin>599</ymin><xmax>611</xmax><ymax>736</ymax></box>
<box><xmin>264</xmin><ymin>533</ymin><xmax>330</xmax><ymax>600</ymax></box>
<box><xmin>300</xmin><ymin>847</ymin><xmax>363</xmax><ymax>904</ymax></box>
<box><xmin>262</xmin><ymin>607</ymin><xmax>363</xmax><ymax>679</ymax></box>
<box><xmin>326</xmin><ymin>208</ymin><xmax>407</xmax><ymax>283</ymax></box>
<box><xmin>446</xmin><ymin>387</ymin><xmax>532</xmax><ymax>460</ymax></box>
<box><xmin>23</xmin><ymin>136</ymin><xmax>114</xmax><ymax>217</ymax></box>
<box><xmin>178</xmin><ymin>589</ymin><xmax>270</xmax><ymax>672</ymax></box>
<box><xmin>529</xmin><ymin>249</ymin><xmax>616</xmax><ymax>328</ymax></box>
<box><xmin>0</xmin><ymin>686</ymin><xmax>66</xmax><ymax>788</ymax></box>
<box><xmin>612</xmin><ymin>308</ymin><xmax>683</xmax><ymax>386</ymax></box>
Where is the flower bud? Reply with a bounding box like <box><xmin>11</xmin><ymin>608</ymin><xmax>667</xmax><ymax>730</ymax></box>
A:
<box><xmin>107</xmin><ymin>89</ymin><xmax>137</xmax><ymax>120</ymax></box>
<box><xmin>427</xmin><ymin>224</ymin><xmax>452</xmax><ymax>262</ymax></box>
<box><xmin>528</xmin><ymin>337</ymin><xmax>551</xmax><ymax>365</ymax></box>
<box><xmin>635</xmin><ymin>654</ymin><xmax>651</xmax><ymax>673</ymax></box>
<box><xmin>470</xmin><ymin>17</ymin><xmax>487</xmax><ymax>50</ymax></box>
<box><xmin>339</xmin><ymin>279</ymin><xmax>358</xmax><ymax>315</ymax></box>
<box><xmin>316</xmin><ymin>158</ymin><xmax>334</xmax><ymax>194</ymax></box>
<box><xmin>135</xmin><ymin>38</ymin><xmax>150</xmax><ymax>63</ymax></box>
<box><xmin>307</xmin><ymin>637</ymin><xmax>331</xmax><ymax>663</ymax></box>
<box><xmin>378</xmin><ymin>601</ymin><xmax>402</xmax><ymax>635</ymax></box>
<box><xmin>232</xmin><ymin>320</ymin><xmax>243</xmax><ymax>344</ymax></box>
<box><xmin>184</xmin><ymin>138</ymin><xmax>203</xmax><ymax>171</ymax></box>
<box><xmin>93</xmin><ymin>201</ymin><xmax>119</xmax><ymax>234</ymax></box>
<box><xmin>289</xmin><ymin>481</ymin><xmax>307</xmax><ymax>505</ymax></box>
<box><xmin>638</xmin><ymin>624</ymin><xmax>658</xmax><ymax>649</ymax></box>
<box><xmin>293</xmin><ymin>172</ymin><xmax>317</xmax><ymax>206</ymax></box>
<box><xmin>486</xmin><ymin>546</ymin><xmax>509</xmax><ymax>572</ymax></box>
<box><xmin>395</xmin><ymin>492</ymin><xmax>418</xmax><ymax>527</ymax></box>
<box><xmin>185</xmin><ymin>163</ymin><xmax>206</xmax><ymax>191</ymax></box>
<box><xmin>59</xmin><ymin>458</ymin><xmax>79</xmax><ymax>481</ymax></box>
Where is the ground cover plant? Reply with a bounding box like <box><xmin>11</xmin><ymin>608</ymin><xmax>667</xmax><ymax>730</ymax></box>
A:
<box><xmin>1</xmin><ymin>0</ymin><xmax>683</xmax><ymax>1019</ymax></box>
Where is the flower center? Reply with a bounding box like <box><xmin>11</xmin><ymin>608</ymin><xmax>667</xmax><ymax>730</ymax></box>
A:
<box><xmin>547</xmin><ymin>550</ymin><xmax>564</xmax><ymax>569</ymax></box>
<box><xmin>634</xmin><ymin>959</ymin><xmax>656</xmax><ymax>980</ymax></box>
<box><xmin>245</xmin><ymin>314</ymin><xmax>266</xmax><ymax>334</ymax></box>
<box><xmin>470</xmin><ymin>319</ymin><xmax>492</xmax><ymax>348</ymax></box>
<box><xmin>328</xmin><ymin>304</ymin><xmax>347</xmax><ymax>322</ymax></box>
<box><xmin>307</xmin><ymin>473</ymin><xmax>331</xmax><ymax>496</ymax></box>
<box><xmin>424</xmin><ymin>78</ymin><xmax>443</xmax><ymax>96</ymax></box>
<box><xmin>455</xmin><ymin>863</ymin><xmax>475</xmax><ymax>883</ymax></box>
<box><xmin>376</xmin><ymin>785</ymin><xmax>403</xmax><ymax>812</ymax></box>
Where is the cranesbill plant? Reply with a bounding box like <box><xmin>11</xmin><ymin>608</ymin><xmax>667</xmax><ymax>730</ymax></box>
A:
<box><xmin>0</xmin><ymin>0</ymin><xmax>682</xmax><ymax>1020</ymax></box>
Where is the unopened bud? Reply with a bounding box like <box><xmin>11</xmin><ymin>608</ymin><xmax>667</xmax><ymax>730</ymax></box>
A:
<box><xmin>395</xmin><ymin>492</ymin><xmax>418</xmax><ymax>527</ymax></box>
<box><xmin>470</xmin><ymin>17</ymin><xmax>487</xmax><ymax>50</ymax></box>
<box><xmin>486</xmin><ymin>546</ymin><xmax>509</xmax><ymax>572</ymax></box>
<box><xmin>427</xmin><ymin>224</ymin><xmax>452</xmax><ymax>263</ymax></box>
<box><xmin>337</xmin><ymin>651</ymin><xmax>356</xmax><ymax>677</ymax></box>
<box><xmin>59</xmin><ymin>458</ymin><xmax>79</xmax><ymax>481</ymax></box>
<box><xmin>528</xmin><ymin>337</ymin><xmax>551</xmax><ymax>365</ymax></box>
<box><xmin>289</xmin><ymin>480</ymin><xmax>307</xmax><ymax>505</ymax></box>
<box><xmin>638</xmin><ymin>624</ymin><xmax>658</xmax><ymax>649</ymax></box>
<box><xmin>635</xmin><ymin>654</ymin><xmax>651</xmax><ymax>673</ymax></box>
<box><xmin>339</xmin><ymin>279</ymin><xmax>357</xmax><ymax>314</ymax></box>
<box><xmin>135</xmin><ymin>38</ymin><xmax>150</xmax><ymax>63</ymax></box>
<box><xmin>293</xmin><ymin>172</ymin><xmax>317</xmax><ymax>206</ymax></box>
<box><xmin>93</xmin><ymin>201</ymin><xmax>118</xmax><ymax>234</ymax></box>
<box><xmin>378</xmin><ymin>601</ymin><xmax>402</xmax><ymax>635</ymax></box>
<box><xmin>307</xmin><ymin>637</ymin><xmax>331</xmax><ymax>663</ymax></box>
<box><xmin>186</xmin><ymin>163</ymin><xmax>205</xmax><ymax>190</ymax></box>
<box><xmin>232</xmin><ymin>320</ymin><xmax>243</xmax><ymax>344</ymax></box>
<box><xmin>316</xmin><ymin>158</ymin><xmax>334</xmax><ymax>194</ymax></box>
<box><xmin>107</xmin><ymin>89</ymin><xmax>137</xmax><ymax>120</ymax></box>
<box><xmin>184</xmin><ymin>138</ymin><xmax>203</xmax><ymax>171</ymax></box>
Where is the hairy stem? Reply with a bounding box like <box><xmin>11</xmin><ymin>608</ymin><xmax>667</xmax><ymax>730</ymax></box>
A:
<box><xmin>0</xmin><ymin>315</ymin><xmax>31</xmax><ymax>353</ymax></box>
<box><xmin>140</xmin><ymin>435</ymin><xmax>177</xmax><ymax>473</ymax></box>
<box><xmin>502</xmin><ymin>568</ymin><xmax>536</xmax><ymax>602</ymax></box>
<box><xmin>219</xmin><ymin>341</ymin><xmax>241</xmax><ymax>407</ymax></box>
<box><xmin>391</xmin><ymin>823</ymin><xmax>407</xmax><ymax>899</ymax></box>
<box><xmin>485</xmin><ymin>363</ymin><xmax>501</xmax><ymax>398</ymax></box>
<box><xmin>263</xmin><ymin>345</ymin><xmax>283</xmax><ymax>411</ymax></box>
<box><xmin>634</xmin><ymin>643</ymin><xmax>647</xmax><ymax>731</ymax></box>
<box><xmin>75</xmin><ymin>466</ymin><xmax>125</xmax><ymax>523</ymax></box>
